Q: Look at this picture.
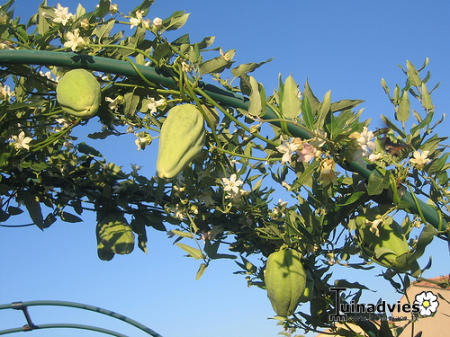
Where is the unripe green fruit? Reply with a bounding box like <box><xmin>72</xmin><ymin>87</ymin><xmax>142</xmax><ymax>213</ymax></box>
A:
<box><xmin>156</xmin><ymin>104</ymin><xmax>205</xmax><ymax>179</ymax></box>
<box><xmin>96</xmin><ymin>214</ymin><xmax>135</xmax><ymax>256</ymax></box>
<box><xmin>264</xmin><ymin>248</ymin><xmax>306</xmax><ymax>317</ymax></box>
<box><xmin>358</xmin><ymin>220</ymin><xmax>413</xmax><ymax>272</ymax></box>
<box><xmin>56</xmin><ymin>69</ymin><xmax>101</xmax><ymax>118</ymax></box>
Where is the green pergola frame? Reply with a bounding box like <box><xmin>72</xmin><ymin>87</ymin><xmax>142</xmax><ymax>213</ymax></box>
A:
<box><xmin>0</xmin><ymin>300</ymin><xmax>163</xmax><ymax>336</ymax></box>
<box><xmin>0</xmin><ymin>49</ymin><xmax>447</xmax><ymax>231</ymax></box>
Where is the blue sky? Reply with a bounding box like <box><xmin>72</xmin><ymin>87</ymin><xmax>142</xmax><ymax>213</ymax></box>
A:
<box><xmin>0</xmin><ymin>1</ymin><xmax>449</xmax><ymax>336</ymax></box>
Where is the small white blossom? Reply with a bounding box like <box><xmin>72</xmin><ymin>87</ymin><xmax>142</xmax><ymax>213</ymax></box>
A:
<box><xmin>172</xmin><ymin>204</ymin><xmax>185</xmax><ymax>220</ymax></box>
<box><xmin>0</xmin><ymin>84</ymin><xmax>14</xmax><ymax>101</ymax></box>
<box><xmin>105</xmin><ymin>96</ymin><xmax>122</xmax><ymax>112</ymax></box>
<box><xmin>53</xmin><ymin>3</ymin><xmax>73</xmax><ymax>26</ymax></box>
<box><xmin>64</xmin><ymin>29</ymin><xmax>86</xmax><ymax>51</ymax></box>
<box><xmin>80</xmin><ymin>18</ymin><xmax>90</xmax><ymax>30</ymax></box>
<box><xmin>134</xmin><ymin>132</ymin><xmax>152</xmax><ymax>151</ymax></box>
<box><xmin>109</xmin><ymin>3</ymin><xmax>118</xmax><ymax>13</ymax></box>
<box><xmin>276</xmin><ymin>138</ymin><xmax>300</xmax><ymax>164</ymax></box>
<box><xmin>367</xmin><ymin>217</ymin><xmax>383</xmax><ymax>237</ymax></box>
<box><xmin>297</xmin><ymin>142</ymin><xmax>317</xmax><ymax>163</ymax></box>
<box><xmin>222</xmin><ymin>174</ymin><xmax>245</xmax><ymax>199</ymax></box>
<box><xmin>181</xmin><ymin>61</ymin><xmax>191</xmax><ymax>72</ymax></box>
<box><xmin>10</xmin><ymin>131</ymin><xmax>32</xmax><ymax>150</ymax></box>
<box><xmin>129</xmin><ymin>10</ymin><xmax>144</xmax><ymax>29</ymax></box>
<box><xmin>410</xmin><ymin>150</ymin><xmax>431</xmax><ymax>170</ymax></box>
<box><xmin>147</xmin><ymin>97</ymin><xmax>165</xmax><ymax>115</ymax></box>
<box><xmin>0</xmin><ymin>42</ymin><xmax>10</xmax><ymax>49</ymax></box>
<box><xmin>153</xmin><ymin>17</ymin><xmax>163</xmax><ymax>29</ymax></box>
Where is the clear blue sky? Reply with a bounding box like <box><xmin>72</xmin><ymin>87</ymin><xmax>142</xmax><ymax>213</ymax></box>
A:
<box><xmin>1</xmin><ymin>1</ymin><xmax>449</xmax><ymax>336</ymax></box>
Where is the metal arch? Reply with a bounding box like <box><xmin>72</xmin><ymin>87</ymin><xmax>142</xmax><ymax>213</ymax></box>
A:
<box><xmin>0</xmin><ymin>300</ymin><xmax>164</xmax><ymax>337</ymax></box>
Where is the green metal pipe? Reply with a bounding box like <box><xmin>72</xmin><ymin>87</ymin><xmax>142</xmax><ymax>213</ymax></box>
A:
<box><xmin>0</xmin><ymin>300</ymin><xmax>163</xmax><ymax>337</ymax></box>
<box><xmin>0</xmin><ymin>49</ymin><xmax>445</xmax><ymax>230</ymax></box>
<box><xmin>0</xmin><ymin>323</ymin><xmax>129</xmax><ymax>336</ymax></box>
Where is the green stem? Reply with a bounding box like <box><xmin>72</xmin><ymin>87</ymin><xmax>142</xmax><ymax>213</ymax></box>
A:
<box><xmin>0</xmin><ymin>49</ymin><xmax>445</xmax><ymax>230</ymax></box>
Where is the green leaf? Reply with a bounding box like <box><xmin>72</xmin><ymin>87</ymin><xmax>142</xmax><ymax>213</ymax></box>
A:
<box><xmin>171</xmin><ymin>33</ymin><xmax>190</xmax><ymax>45</ymax></box>
<box><xmin>336</xmin><ymin>191</ymin><xmax>365</xmax><ymax>206</ymax></box>
<box><xmin>93</xmin><ymin>19</ymin><xmax>115</xmax><ymax>42</ymax></box>
<box><xmin>61</xmin><ymin>212</ymin><xmax>83</xmax><ymax>223</ymax></box>
<box><xmin>22</xmin><ymin>193</ymin><xmax>44</xmax><ymax>229</ymax></box>
<box><xmin>123</xmin><ymin>92</ymin><xmax>140</xmax><ymax>115</ymax></box>
<box><xmin>406</xmin><ymin>60</ymin><xmax>421</xmax><ymax>87</ymax></box>
<box><xmin>77</xmin><ymin>142</ymin><xmax>102</xmax><ymax>157</ymax></box>
<box><xmin>301</xmin><ymin>95</ymin><xmax>314</xmax><ymax>129</ymax></box>
<box><xmin>231</xmin><ymin>58</ymin><xmax>272</xmax><ymax>78</ymax></box>
<box><xmin>247</xmin><ymin>76</ymin><xmax>262</xmax><ymax>117</ymax></box>
<box><xmin>303</xmin><ymin>79</ymin><xmax>320</xmax><ymax>114</ymax></box>
<box><xmin>198</xmin><ymin>36</ymin><xmax>215</xmax><ymax>49</ymax></box>
<box><xmin>196</xmin><ymin>263</ymin><xmax>207</xmax><ymax>280</ymax></box>
<box><xmin>330</xmin><ymin>99</ymin><xmax>364</xmax><ymax>113</ymax></box>
<box><xmin>315</xmin><ymin>90</ymin><xmax>331</xmax><ymax>129</ymax></box>
<box><xmin>171</xmin><ymin>230</ymin><xmax>194</xmax><ymax>238</ymax></box>
<box><xmin>280</xmin><ymin>75</ymin><xmax>301</xmax><ymax>119</ymax></box>
<box><xmin>239</xmin><ymin>75</ymin><xmax>251</xmax><ymax>96</ymax></box>
<box><xmin>163</xmin><ymin>11</ymin><xmax>190</xmax><ymax>31</ymax></box>
<box><xmin>334</xmin><ymin>279</ymin><xmax>369</xmax><ymax>290</ymax></box>
<box><xmin>396</xmin><ymin>90</ymin><xmax>410</xmax><ymax>122</ymax></box>
<box><xmin>427</xmin><ymin>152</ymin><xmax>448</xmax><ymax>174</ymax></box>
<box><xmin>7</xmin><ymin>206</ymin><xmax>23</xmax><ymax>215</ymax></box>
<box><xmin>421</xmin><ymin>82</ymin><xmax>433</xmax><ymax>111</ymax></box>
<box><xmin>175</xmin><ymin>242</ymin><xmax>204</xmax><ymax>260</ymax></box>
<box><xmin>367</xmin><ymin>173</ymin><xmax>386</xmax><ymax>196</ymax></box>
<box><xmin>198</xmin><ymin>50</ymin><xmax>235</xmax><ymax>75</ymax></box>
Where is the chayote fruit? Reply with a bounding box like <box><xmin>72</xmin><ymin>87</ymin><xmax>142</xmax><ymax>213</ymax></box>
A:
<box><xmin>156</xmin><ymin>104</ymin><xmax>205</xmax><ymax>179</ymax></box>
<box><xmin>357</xmin><ymin>219</ymin><xmax>417</xmax><ymax>272</ymax></box>
<box><xmin>96</xmin><ymin>213</ymin><xmax>135</xmax><ymax>258</ymax></box>
<box><xmin>264</xmin><ymin>248</ymin><xmax>306</xmax><ymax>317</ymax></box>
<box><xmin>56</xmin><ymin>69</ymin><xmax>101</xmax><ymax>119</ymax></box>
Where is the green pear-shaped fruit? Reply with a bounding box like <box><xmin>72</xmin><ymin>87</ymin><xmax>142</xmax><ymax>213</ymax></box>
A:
<box><xmin>264</xmin><ymin>248</ymin><xmax>306</xmax><ymax>317</ymax></box>
<box><xmin>156</xmin><ymin>104</ymin><xmax>205</xmax><ymax>178</ymax></box>
<box><xmin>56</xmin><ymin>69</ymin><xmax>101</xmax><ymax>119</ymax></box>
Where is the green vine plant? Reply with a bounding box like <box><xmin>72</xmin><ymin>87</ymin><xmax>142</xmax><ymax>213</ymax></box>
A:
<box><xmin>0</xmin><ymin>0</ymin><xmax>448</xmax><ymax>336</ymax></box>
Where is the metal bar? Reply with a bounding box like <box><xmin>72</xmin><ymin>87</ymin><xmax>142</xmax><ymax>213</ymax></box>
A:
<box><xmin>0</xmin><ymin>300</ymin><xmax>163</xmax><ymax>337</ymax></box>
<box><xmin>0</xmin><ymin>49</ymin><xmax>445</xmax><ymax>229</ymax></box>
<box><xmin>0</xmin><ymin>323</ymin><xmax>129</xmax><ymax>336</ymax></box>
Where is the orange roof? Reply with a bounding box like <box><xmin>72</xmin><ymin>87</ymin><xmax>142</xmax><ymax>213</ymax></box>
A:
<box><xmin>412</xmin><ymin>275</ymin><xmax>449</xmax><ymax>289</ymax></box>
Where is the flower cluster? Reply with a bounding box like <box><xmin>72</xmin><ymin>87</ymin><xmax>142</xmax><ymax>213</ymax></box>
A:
<box><xmin>64</xmin><ymin>29</ymin><xmax>86</xmax><ymax>51</ymax></box>
<box><xmin>53</xmin><ymin>3</ymin><xmax>73</xmax><ymax>26</ymax></box>
<box><xmin>134</xmin><ymin>132</ymin><xmax>152</xmax><ymax>151</ymax></box>
<box><xmin>276</xmin><ymin>137</ymin><xmax>318</xmax><ymax>164</ymax></box>
<box><xmin>349</xmin><ymin>127</ymin><xmax>380</xmax><ymax>162</ymax></box>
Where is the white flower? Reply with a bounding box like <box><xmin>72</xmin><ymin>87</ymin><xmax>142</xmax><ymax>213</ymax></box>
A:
<box><xmin>53</xmin><ymin>3</ymin><xmax>73</xmax><ymax>26</ymax></box>
<box><xmin>367</xmin><ymin>217</ymin><xmax>383</xmax><ymax>237</ymax></box>
<box><xmin>414</xmin><ymin>291</ymin><xmax>439</xmax><ymax>317</ymax></box>
<box><xmin>130</xmin><ymin>10</ymin><xmax>144</xmax><ymax>29</ymax></box>
<box><xmin>146</xmin><ymin>97</ymin><xmax>165</xmax><ymax>115</ymax></box>
<box><xmin>172</xmin><ymin>204</ymin><xmax>185</xmax><ymax>220</ymax></box>
<box><xmin>222</xmin><ymin>174</ymin><xmax>245</xmax><ymax>198</ymax></box>
<box><xmin>0</xmin><ymin>42</ymin><xmax>11</xmax><ymax>49</ymax></box>
<box><xmin>109</xmin><ymin>3</ymin><xmax>118</xmax><ymax>13</ymax></box>
<box><xmin>142</xmin><ymin>19</ymin><xmax>151</xmax><ymax>30</ymax></box>
<box><xmin>276</xmin><ymin>138</ymin><xmax>300</xmax><ymax>164</ymax></box>
<box><xmin>297</xmin><ymin>142</ymin><xmax>317</xmax><ymax>163</ymax></box>
<box><xmin>11</xmin><ymin>131</ymin><xmax>32</xmax><ymax>150</ymax></box>
<box><xmin>80</xmin><ymin>18</ymin><xmax>90</xmax><ymax>30</ymax></box>
<box><xmin>181</xmin><ymin>61</ymin><xmax>191</xmax><ymax>72</ymax></box>
<box><xmin>134</xmin><ymin>132</ymin><xmax>151</xmax><ymax>151</ymax></box>
<box><xmin>153</xmin><ymin>17</ymin><xmax>163</xmax><ymax>29</ymax></box>
<box><xmin>410</xmin><ymin>150</ymin><xmax>431</xmax><ymax>169</ymax></box>
<box><xmin>105</xmin><ymin>96</ymin><xmax>122</xmax><ymax>112</ymax></box>
<box><xmin>0</xmin><ymin>84</ymin><xmax>14</xmax><ymax>101</ymax></box>
<box><xmin>64</xmin><ymin>29</ymin><xmax>86</xmax><ymax>51</ymax></box>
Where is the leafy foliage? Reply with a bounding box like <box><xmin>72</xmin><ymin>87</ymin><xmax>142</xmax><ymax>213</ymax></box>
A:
<box><xmin>0</xmin><ymin>1</ymin><xmax>448</xmax><ymax>336</ymax></box>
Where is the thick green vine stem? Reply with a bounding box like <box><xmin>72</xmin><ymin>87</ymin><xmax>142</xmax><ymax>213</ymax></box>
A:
<box><xmin>0</xmin><ymin>49</ymin><xmax>445</xmax><ymax>229</ymax></box>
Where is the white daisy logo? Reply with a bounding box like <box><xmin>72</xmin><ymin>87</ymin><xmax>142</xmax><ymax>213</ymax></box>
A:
<box><xmin>414</xmin><ymin>291</ymin><xmax>439</xmax><ymax>317</ymax></box>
